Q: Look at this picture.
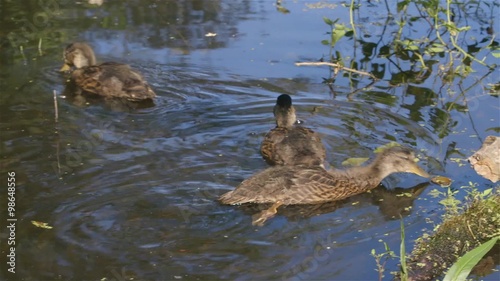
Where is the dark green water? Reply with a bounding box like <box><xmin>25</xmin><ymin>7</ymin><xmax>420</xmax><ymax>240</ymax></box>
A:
<box><xmin>0</xmin><ymin>0</ymin><xmax>499</xmax><ymax>280</ymax></box>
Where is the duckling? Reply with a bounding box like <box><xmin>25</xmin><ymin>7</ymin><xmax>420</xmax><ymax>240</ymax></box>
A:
<box><xmin>60</xmin><ymin>42</ymin><xmax>156</xmax><ymax>101</ymax></box>
<box><xmin>260</xmin><ymin>94</ymin><xmax>326</xmax><ymax>167</ymax></box>
<box><xmin>220</xmin><ymin>146</ymin><xmax>430</xmax><ymax>206</ymax></box>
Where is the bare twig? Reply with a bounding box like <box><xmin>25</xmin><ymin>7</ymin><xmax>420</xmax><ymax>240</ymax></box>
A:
<box><xmin>53</xmin><ymin>90</ymin><xmax>61</xmax><ymax>177</ymax></box>
<box><xmin>295</xmin><ymin>62</ymin><xmax>378</xmax><ymax>80</ymax></box>
<box><xmin>347</xmin><ymin>79</ymin><xmax>377</xmax><ymax>100</ymax></box>
<box><xmin>38</xmin><ymin>38</ymin><xmax>43</xmax><ymax>56</ymax></box>
<box><xmin>53</xmin><ymin>90</ymin><xmax>59</xmax><ymax>123</ymax></box>
<box><xmin>466</xmin><ymin>220</ymin><xmax>477</xmax><ymax>241</ymax></box>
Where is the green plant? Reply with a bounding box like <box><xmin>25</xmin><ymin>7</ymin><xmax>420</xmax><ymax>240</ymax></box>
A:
<box><xmin>374</xmin><ymin>184</ymin><xmax>499</xmax><ymax>280</ymax></box>
<box><xmin>315</xmin><ymin>0</ymin><xmax>498</xmax><ymax>90</ymax></box>
<box><xmin>443</xmin><ymin>236</ymin><xmax>499</xmax><ymax>281</ymax></box>
<box><xmin>428</xmin><ymin>184</ymin><xmax>462</xmax><ymax>217</ymax></box>
<box><xmin>403</xmin><ymin>189</ymin><xmax>499</xmax><ymax>280</ymax></box>
<box><xmin>400</xmin><ymin>219</ymin><xmax>408</xmax><ymax>281</ymax></box>
<box><xmin>371</xmin><ymin>241</ymin><xmax>397</xmax><ymax>281</ymax></box>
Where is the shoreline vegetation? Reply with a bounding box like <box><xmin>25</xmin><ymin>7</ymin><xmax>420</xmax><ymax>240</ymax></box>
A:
<box><xmin>401</xmin><ymin>136</ymin><xmax>500</xmax><ymax>280</ymax></box>
<box><xmin>404</xmin><ymin>189</ymin><xmax>499</xmax><ymax>280</ymax></box>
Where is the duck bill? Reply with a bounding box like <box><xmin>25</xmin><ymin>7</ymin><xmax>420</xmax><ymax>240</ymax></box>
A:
<box><xmin>411</xmin><ymin>164</ymin><xmax>431</xmax><ymax>178</ymax></box>
<box><xmin>60</xmin><ymin>63</ymin><xmax>71</xmax><ymax>72</ymax></box>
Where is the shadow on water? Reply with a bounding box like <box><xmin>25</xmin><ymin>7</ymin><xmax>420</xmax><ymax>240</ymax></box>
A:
<box><xmin>1</xmin><ymin>0</ymin><xmax>499</xmax><ymax>280</ymax></box>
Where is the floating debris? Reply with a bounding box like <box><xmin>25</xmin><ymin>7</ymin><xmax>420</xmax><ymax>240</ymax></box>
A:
<box><xmin>31</xmin><ymin>221</ymin><xmax>53</xmax><ymax>229</ymax></box>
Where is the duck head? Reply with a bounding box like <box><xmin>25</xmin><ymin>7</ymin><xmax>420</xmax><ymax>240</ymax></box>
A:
<box><xmin>60</xmin><ymin>42</ymin><xmax>97</xmax><ymax>71</ymax></box>
<box><xmin>372</xmin><ymin>146</ymin><xmax>431</xmax><ymax>179</ymax></box>
<box><xmin>273</xmin><ymin>94</ymin><xmax>297</xmax><ymax>128</ymax></box>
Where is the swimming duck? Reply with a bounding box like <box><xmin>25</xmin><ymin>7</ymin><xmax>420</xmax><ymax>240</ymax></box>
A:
<box><xmin>60</xmin><ymin>42</ymin><xmax>156</xmax><ymax>101</ymax></box>
<box><xmin>220</xmin><ymin>146</ymin><xmax>430</xmax><ymax>206</ymax></box>
<box><xmin>260</xmin><ymin>94</ymin><xmax>326</xmax><ymax>167</ymax></box>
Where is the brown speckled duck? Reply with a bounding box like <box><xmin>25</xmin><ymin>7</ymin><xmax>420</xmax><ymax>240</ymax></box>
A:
<box><xmin>260</xmin><ymin>94</ymin><xmax>326</xmax><ymax>167</ymax></box>
<box><xmin>220</xmin><ymin>146</ymin><xmax>430</xmax><ymax>206</ymax></box>
<box><xmin>60</xmin><ymin>42</ymin><xmax>156</xmax><ymax>101</ymax></box>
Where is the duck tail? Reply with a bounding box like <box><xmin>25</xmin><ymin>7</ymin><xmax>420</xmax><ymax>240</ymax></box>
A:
<box><xmin>219</xmin><ymin>191</ymin><xmax>244</xmax><ymax>205</ymax></box>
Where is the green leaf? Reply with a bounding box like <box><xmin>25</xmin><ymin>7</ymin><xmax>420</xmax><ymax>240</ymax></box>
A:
<box><xmin>427</xmin><ymin>47</ymin><xmax>445</xmax><ymax>53</ymax></box>
<box><xmin>482</xmin><ymin>188</ymin><xmax>493</xmax><ymax>197</ymax></box>
<box><xmin>397</xmin><ymin>0</ymin><xmax>409</xmax><ymax>13</ymax></box>
<box><xmin>407</xmin><ymin>45</ymin><xmax>419</xmax><ymax>51</ymax></box>
<box><xmin>323</xmin><ymin>17</ymin><xmax>337</xmax><ymax>26</ymax></box>
<box><xmin>374</xmin><ymin>142</ymin><xmax>401</xmax><ymax>153</ymax></box>
<box><xmin>428</xmin><ymin>43</ymin><xmax>446</xmax><ymax>53</ymax></box>
<box><xmin>330</xmin><ymin>24</ymin><xmax>348</xmax><ymax>47</ymax></box>
<box><xmin>492</xmin><ymin>52</ymin><xmax>500</xmax><ymax>58</ymax></box>
<box><xmin>443</xmin><ymin>236</ymin><xmax>499</xmax><ymax>281</ymax></box>
<box><xmin>398</xmin><ymin>39</ymin><xmax>419</xmax><ymax>51</ymax></box>
<box><xmin>321</xmin><ymin>39</ymin><xmax>330</xmax><ymax>46</ymax></box>
<box><xmin>457</xmin><ymin>25</ymin><xmax>471</xmax><ymax>32</ymax></box>
<box><xmin>341</xmin><ymin>157</ymin><xmax>369</xmax><ymax>167</ymax></box>
<box><xmin>428</xmin><ymin>189</ymin><xmax>443</xmax><ymax>198</ymax></box>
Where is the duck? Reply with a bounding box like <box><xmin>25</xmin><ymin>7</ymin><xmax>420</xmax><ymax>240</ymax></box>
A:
<box><xmin>60</xmin><ymin>42</ymin><xmax>156</xmax><ymax>101</ymax></box>
<box><xmin>220</xmin><ymin>146</ymin><xmax>430</xmax><ymax>206</ymax></box>
<box><xmin>260</xmin><ymin>94</ymin><xmax>326</xmax><ymax>167</ymax></box>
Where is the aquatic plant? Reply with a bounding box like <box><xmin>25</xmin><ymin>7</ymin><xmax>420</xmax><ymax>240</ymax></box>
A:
<box><xmin>299</xmin><ymin>0</ymin><xmax>498</xmax><ymax>92</ymax></box>
<box><xmin>403</xmin><ymin>188</ymin><xmax>499</xmax><ymax>280</ymax></box>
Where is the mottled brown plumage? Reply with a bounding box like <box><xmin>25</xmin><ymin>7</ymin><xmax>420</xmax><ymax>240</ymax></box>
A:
<box><xmin>60</xmin><ymin>42</ymin><xmax>156</xmax><ymax>101</ymax></box>
<box><xmin>220</xmin><ymin>146</ymin><xmax>430</xmax><ymax>205</ymax></box>
<box><xmin>260</xmin><ymin>94</ymin><xmax>326</xmax><ymax>166</ymax></box>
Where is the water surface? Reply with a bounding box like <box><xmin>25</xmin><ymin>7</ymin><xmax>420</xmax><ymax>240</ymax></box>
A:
<box><xmin>1</xmin><ymin>0</ymin><xmax>499</xmax><ymax>280</ymax></box>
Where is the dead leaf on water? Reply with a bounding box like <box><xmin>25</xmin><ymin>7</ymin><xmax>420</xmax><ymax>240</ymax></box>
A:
<box><xmin>396</xmin><ymin>192</ymin><xmax>413</xmax><ymax>197</ymax></box>
<box><xmin>431</xmin><ymin>176</ymin><xmax>452</xmax><ymax>187</ymax></box>
<box><xmin>31</xmin><ymin>220</ymin><xmax>53</xmax><ymax>229</ymax></box>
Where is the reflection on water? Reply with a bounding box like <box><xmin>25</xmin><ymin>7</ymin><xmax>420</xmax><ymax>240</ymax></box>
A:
<box><xmin>1</xmin><ymin>0</ymin><xmax>498</xmax><ymax>280</ymax></box>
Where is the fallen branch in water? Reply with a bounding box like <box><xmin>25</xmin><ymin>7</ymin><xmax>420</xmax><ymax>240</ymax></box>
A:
<box><xmin>295</xmin><ymin>61</ymin><xmax>378</xmax><ymax>80</ymax></box>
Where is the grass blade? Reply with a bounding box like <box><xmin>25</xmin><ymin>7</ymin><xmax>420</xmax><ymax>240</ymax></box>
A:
<box><xmin>443</xmin><ymin>236</ymin><xmax>499</xmax><ymax>281</ymax></box>
<box><xmin>400</xmin><ymin>218</ymin><xmax>407</xmax><ymax>280</ymax></box>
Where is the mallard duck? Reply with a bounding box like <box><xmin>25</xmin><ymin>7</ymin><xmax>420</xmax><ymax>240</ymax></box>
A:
<box><xmin>220</xmin><ymin>146</ymin><xmax>430</xmax><ymax>206</ymax></box>
<box><xmin>260</xmin><ymin>94</ymin><xmax>326</xmax><ymax>167</ymax></box>
<box><xmin>60</xmin><ymin>42</ymin><xmax>156</xmax><ymax>101</ymax></box>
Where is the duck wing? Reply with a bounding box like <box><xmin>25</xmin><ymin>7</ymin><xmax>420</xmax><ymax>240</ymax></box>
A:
<box><xmin>72</xmin><ymin>62</ymin><xmax>156</xmax><ymax>101</ymax></box>
<box><xmin>261</xmin><ymin>127</ymin><xmax>288</xmax><ymax>165</ymax></box>
<box><xmin>219</xmin><ymin>166</ymin><xmax>360</xmax><ymax>205</ymax></box>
